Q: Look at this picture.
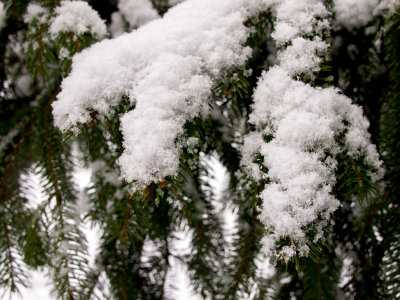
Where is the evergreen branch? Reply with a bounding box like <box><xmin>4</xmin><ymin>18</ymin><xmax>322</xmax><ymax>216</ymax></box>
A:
<box><xmin>120</xmin><ymin>196</ymin><xmax>132</xmax><ymax>243</ymax></box>
<box><xmin>38</xmin><ymin>24</ymin><xmax>45</xmax><ymax>73</ymax></box>
<box><xmin>70</xmin><ymin>32</ymin><xmax>82</xmax><ymax>53</ymax></box>
<box><xmin>111</xmin><ymin>240</ymin><xmax>128</xmax><ymax>300</ymax></box>
<box><xmin>0</xmin><ymin>122</ymin><xmax>33</xmax><ymax>202</ymax></box>
<box><xmin>83</xmin><ymin>271</ymin><xmax>101</xmax><ymax>300</ymax></box>
<box><xmin>231</xmin><ymin>210</ymin><xmax>257</xmax><ymax>296</ymax></box>
<box><xmin>1</xmin><ymin>216</ymin><xmax>17</xmax><ymax>291</ymax></box>
<box><xmin>43</xmin><ymin>104</ymin><xmax>62</xmax><ymax>207</ymax></box>
<box><xmin>171</xmin><ymin>185</ymin><xmax>204</xmax><ymax>247</ymax></box>
<box><xmin>159</xmin><ymin>234</ymin><xmax>170</xmax><ymax>300</ymax></box>
<box><xmin>348</xmin><ymin>156</ymin><xmax>368</xmax><ymax>199</ymax></box>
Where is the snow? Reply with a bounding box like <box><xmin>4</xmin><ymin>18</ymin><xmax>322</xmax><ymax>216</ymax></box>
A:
<box><xmin>277</xmin><ymin>37</ymin><xmax>328</xmax><ymax>76</ymax></box>
<box><xmin>53</xmin><ymin>0</ymin><xmax>267</xmax><ymax>188</ymax></box>
<box><xmin>334</xmin><ymin>0</ymin><xmax>379</xmax><ymax>29</ymax></box>
<box><xmin>333</xmin><ymin>0</ymin><xmax>399</xmax><ymax>30</ymax></box>
<box><xmin>52</xmin><ymin>0</ymin><xmax>384</xmax><ymax>262</ymax></box>
<box><xmin>23</xmin><ymin>3</ymin><xmax>48</xmax><ymax>24</ymax></box>
<box><xmin>15</xmin><ymin>74</ymin><xmax>33</xmax><ymax>97</ymax></box>
<box><xmin>109</xmin><ymin>12</ymin><xmax>125</xmax><ymax>37</ymax></box>
<box><xmin>0</xmin><ymin>128</ymin><xmax>18</xmax><ymax>154</ymax></box>
<box><xmin>248</xmin><ymin>68</ymin><xmax>383</xmax><ymax>260</ymax></box>
<box><xmin>376</xmin><ymin>0</ymin><xmax>400</xmax><ymax>14</ymax></box>
<box><xmin>49</xmin><ymin>1</ymin><xmax>106</xmax><ymax>39</ymax></box>
<box><xmin>242</xmin><ymin>0</ymin><xmax>383</xmax><ymax>261</ymax></box>
<box><xmin>0</xmin><ymin>2</ymin><xmax>6</xmax><ymax>30</ymax></box>
<box><xmin>118</xmin><ymin>0</ymin><xmax>159</xmax><ymax>29</ymax></box>
<box><xmin>270</xmin><ymin>0</ymin><xmax>329</xmax><ymax>45</ymax></box>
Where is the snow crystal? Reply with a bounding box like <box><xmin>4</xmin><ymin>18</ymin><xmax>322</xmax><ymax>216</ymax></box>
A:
<box><xmin>49</xmin><ymin>1</ymin><xmax>106</xmax><ymax>39</ymax></box>
<box><xmin>334</xmin><ymin>0</ymin><xmax>379</xmax><ymax>29</ymax></box>
<box><xmin>23</xmin><ymin>3</ymin><xmax>48</xmax><ymax>24</ymax></box>
<box><xmin>118</xmin><ymin>0</ymin><xmax>159</xmax><ymax>29</ymax></box>
<box><xmin>0</xmin><ymin>2</ymin><xmax>5</xmax><ymax>30</ymax></box>
<box><xmin>53</xmin><ymin>0</ymin><xmax>267</xmax><ymax>187</ymax></box>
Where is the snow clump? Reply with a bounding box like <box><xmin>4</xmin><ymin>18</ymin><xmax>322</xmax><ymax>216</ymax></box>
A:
<box><xmin>333</xmin><ymin>0</ymin><xmax>399</xmax><ymax>30</ymax></box>
<box><xmin>49</xmin><ymin>1</ymin><xmax>107</xmax><ymax>39</ymax></box>
<box><xmin>242</xmin><ymin>0</ymin><xmax>383</xmax><ymax>261</ymax></box>
<box><xmin>53</xmin><ymin>0</ymin><xmax>268</xmax><ymax>188</ymax></box>
<box><xmin>118</xmin><ymin>0</ymin><xmax>159</xmax><ymax>29</ymax></box>
<box><xmin>23</xmin><ymin>3</ymin><xmax>48</xmax><ymax>24</ymax></box>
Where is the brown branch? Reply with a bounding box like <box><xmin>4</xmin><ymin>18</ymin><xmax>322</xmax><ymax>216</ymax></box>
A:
<box><xmin>70</xmin><ymin>32</ymin><xmax>82</xmax><ymax>53</ymax></box>
<box><xmin>121</xmin><ymin>196</ymin><xmax>132</xmax><ymax>243</ymax></box>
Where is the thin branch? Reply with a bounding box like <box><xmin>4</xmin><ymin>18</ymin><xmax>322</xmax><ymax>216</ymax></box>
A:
<box><xmin>121</xmin><ymin>196</ymin><xmax>132</xmax><ymax>243</ymax></box>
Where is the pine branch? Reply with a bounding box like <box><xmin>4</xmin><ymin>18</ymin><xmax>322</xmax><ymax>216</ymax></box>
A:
<box><xmin>1</xmin><ymin>216</ymin><xmax>17</xmax><ymax>291</ymax></box>
<box><xmin>231</xmin><ymin>210</ymin><xmax>257</xmax><ymax>296</ymax></box>
<box><xmin>0</xmin><ymin>122</ymin><xmax>33</xmax><ymax>202</ymax></box>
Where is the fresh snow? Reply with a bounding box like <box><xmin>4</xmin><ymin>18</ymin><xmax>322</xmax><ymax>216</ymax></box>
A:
<box><xmin>334</xmin><ymin>0</ymin><xmax>379</xmax><ymax>29</ymax></box>
<box><xmin>23</xmin><ymin>3</ymin><xmax>48</xmax><ymax>24</ymax></box>
<box><xmin>49</xmin><ymin>1</ymin><xmax>107</xmax><ymax>39</ymax></box>
<box><xmin>242</xmin><ymin>0</ymin><xmax>383</xmax><ymax>261</ymax></box>
<box><xmin>52</xmin><ymin>0</ymin><xmax>385</xmax><ymax>262</ymax></box>
<box><xmin>118</xmin><ymin>0</ymin><xmax>159</xmax><ymax>29</ymax></box>
<box><xmin>53</xmin><ymin>0</ymin><xmax>267</xmax><ymax>188</ymax></box>
<box><xmin>333</xmin><ymin>0</ymin><xmax>399</xmax><ymax>30</ymax></box>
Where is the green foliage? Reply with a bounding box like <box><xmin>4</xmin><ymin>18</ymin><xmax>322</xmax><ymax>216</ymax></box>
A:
<box><xmin>0</xmin><ymin>1</ymin><xmax>399</xmax><ymax>299</ymax></box>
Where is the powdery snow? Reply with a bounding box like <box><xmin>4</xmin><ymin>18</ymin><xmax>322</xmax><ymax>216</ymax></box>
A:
<box><xmin>270</xmin><ymin>0</ymin><xmax>329</xmax><ymax>45</ymax></box>
<box><xmin>334</xmin><ymin>0</ymin><xmax>379</xmax><ymax>29</ymax></box>
<box><xmin>245</xmin><ymin>67</ymin><xmax>382</xmax><ymax>260</ymax></box>
<box><xmin>109</xmin><ymin>12</ymin><xmax>125</xmax><ymax>37</ymax></box>
<box><xmin>23</xmin><ymin>3</ymin><xmax>48</xmax><ymax>24</ymax></box>
<box><xmin>118</xmin><ymin>0</ymin><xmax>159</xmax><ymax>29</ymax></box>
<box><xmin>242</xmin><ymin>0</ymin><xmax>383</xmax><ymax>261</ymax></box>
<box><xmin>49</xmin><ymin>1</ymin><xmax>106</xmax><ymax>39</ymax></box>
<box><xmin>53</xmin><ymin>0</ymin><xmax>267</xmax><ymax>187</ymax></box>
<box><xmin>52</xmin><ymin>0</ymin><xmax>384</xmax><ymax>262</ymax></box>
<box><xmin>333</xmin><ymin>0</ymin><xmax>399</xmax><ymax>30</ymax></box>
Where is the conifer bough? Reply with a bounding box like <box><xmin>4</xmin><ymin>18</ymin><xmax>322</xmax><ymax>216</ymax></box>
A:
<box><xmin>1</xmin><ymin>0</ymin><xmax>399</xmax><ymax>298</ymax></box>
